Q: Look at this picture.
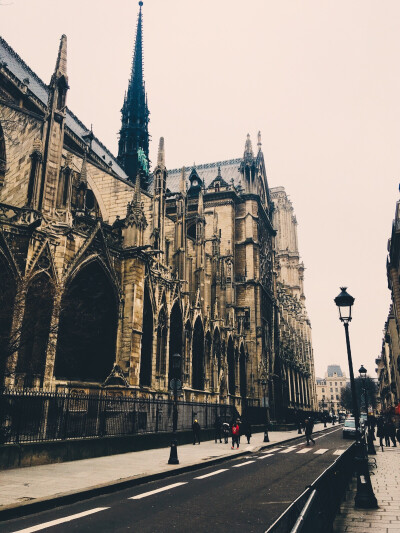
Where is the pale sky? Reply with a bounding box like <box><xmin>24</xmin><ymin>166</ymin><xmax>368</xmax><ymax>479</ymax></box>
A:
<box><xmin>1</xmin><ymin>0</ymin><xmax>399</xmax><ymax>379</ymax></box>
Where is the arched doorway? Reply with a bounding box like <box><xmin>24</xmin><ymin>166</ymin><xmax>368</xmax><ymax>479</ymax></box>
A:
<box><xmin>213</xmin><ymin>328</ymin><xmax>221</xmax><ymax>377</ymax></box>
<box><xmin>0</xmin><ymin>255</ymin><xmax>16</xmax><ymax>382</ymax></box>
<box><xmin>55</xmin><ymin>261</ymin><xmax>118</xmax><ymax>382</ymax></box>
<box><xmin>168</xmin><ymin>302</ymin><xmax>183</xmax><ymax>383</ymax></box>
<box><xmin>205</xmin><ymin>331</ymin><xmax>212</xmax><ymax>390</ymax></box>
<box><xmin>192</xmin><ymin>317</ymin><xmax>204</xmax><ymax>390</ymax></box>
<box><xmin>139</xmin><ymin>285</ymin><xmax>153</xmax><ymax>387</ymax></box>
<box><xmin>239</xmin><ymin>344</ymin><xmax>247</xmax><ymax>403</ymax></box>
<box><xmin>18</xmin><ymin>273</ymin><xmax>54</xmax><ymax>387</ymax></box>
<box><xmin>227</xmin><ymin>336</ymin><xmax>235</xmax><ymax>396</ymax></box>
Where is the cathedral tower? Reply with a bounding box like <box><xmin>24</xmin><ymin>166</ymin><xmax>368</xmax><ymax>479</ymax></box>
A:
<box><xmin>118</xmin><ymin>1</ymin><xmax>150</xmax><ymax>189</ymax></box>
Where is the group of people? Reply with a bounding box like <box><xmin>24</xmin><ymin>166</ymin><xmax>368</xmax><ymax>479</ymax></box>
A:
<box><xmin>375</xmin><ymin>416</ymin><xmax>400</xmax><ymax>448</ymax></box>
<box><xmin>192</xmin><ymin>417</ymin><xmax>252</xmax><ymax>449</ymax></box>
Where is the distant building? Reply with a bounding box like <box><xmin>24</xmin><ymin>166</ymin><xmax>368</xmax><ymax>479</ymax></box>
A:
<box><xmin>316</xmin><ymin>365</ymin><xmax>348</xmax><ymax>414</ymax></box>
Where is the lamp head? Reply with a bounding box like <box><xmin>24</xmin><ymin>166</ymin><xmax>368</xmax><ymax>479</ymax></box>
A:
<box><xmin>334</xmin><ymin>287</ymin><xmax>355</xmax><ymax>323</ymax></box>
<box><xmin>359</xmin><ymin>364</ymin><xmax>367</xmax><ymax>378</ymax></box>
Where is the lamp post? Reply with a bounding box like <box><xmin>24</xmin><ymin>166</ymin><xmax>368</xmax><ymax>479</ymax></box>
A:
<box><xmin>334</xmin><ymin>288</ymin><xmax>377</xmax><ymax>508</ymax></box>
<box><xmin>321</xmin><ymin>398</ymin><xmax>327</xmax><ymax>427</ymax></box>
<box><xmin>359</xmin><ymin>364</ymin><xmax>376</xmax><ymax>455</ymax></box>
<box><xmin>168</xmin><ymin>353</ymin><xmax>181</xmax><ymax>465</ymax></box>
<box><xmin>261</xmin><ymin>379</ymin><xmax>269</xmax><ymax>442</ymax></box>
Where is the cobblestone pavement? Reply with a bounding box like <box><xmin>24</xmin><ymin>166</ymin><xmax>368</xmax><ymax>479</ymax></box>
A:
<box><xmin>333</xmin><ymin>444</ymin><xmax>400</xmax><ymax>532</ymax></box>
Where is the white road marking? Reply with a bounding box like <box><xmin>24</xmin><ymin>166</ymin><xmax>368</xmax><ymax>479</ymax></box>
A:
<box><xmin>297</xmin><ymin>448</ymin><xmax>312</xmax><ymax>453</ymax></box>
<box><xmin>194</xmin><ymin>469</ymin><xmax>228</xmax><ymax>479</ymax></box>
<box><xmin>314</xmin><ymin>448</ymin><xmax>328</xmax><ymax>455</ymax></box>
<box><xmin>233</xmin><ymin>460</ymin><xmax>255</xmax><ymax>467</ymax></box>
<box><xmin>262</xmin><ymin>448</ymin><xmax>281</xmax><ymax>453</ymax></box>
<box><xmin>10</xmin><ymin>508</ymin><xmax>109</xmax><ymax>532</ymax></box>
<box><xmin>258</xmin><ymin>454</ymin><xmax>274</xmax><ymax>459</ymax></box>
<box><xmin>130</xmin><ymin>482</ymin><xmax>188</xmax><ymax>499</ymax></box>
<box><xmin>333</xmin><ymin>449</ymin><xmax>344</xmax><ymax>455</ymax></box>
<box><xmin>279</xmin><ymin>447</ymin><xmax>297</xmax><ymax>453</ymax></box>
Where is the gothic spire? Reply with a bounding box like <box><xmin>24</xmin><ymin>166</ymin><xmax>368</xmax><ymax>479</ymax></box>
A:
<box><xmin>257</xmin><ymin>131</ymin><xmax>262</xmax><ymax>152</ymax></box>
<box><xmin>157</xmin><ymin>137</ymin><xmax>165</xmax><ymax>168</ymax></box>
<box><xmin>118</xmin><ymin>1</ymin><xmax>150</xmax><ymax>188</ymax></box>
<box><xmin>244</xmin><ymin>133</ymin><xmax>253</xmax><ymax>157</ymax></box>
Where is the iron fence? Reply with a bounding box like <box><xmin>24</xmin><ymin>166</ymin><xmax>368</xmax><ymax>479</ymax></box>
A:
<box><xmin>0</xmin><ymin>389</ymin><xmax>237</xmax><ymax>445</ymax></box>
<box><xmin>266</xmin><ymin>442</ymin><xmax>356</xmax><ymax>533</ymax></box>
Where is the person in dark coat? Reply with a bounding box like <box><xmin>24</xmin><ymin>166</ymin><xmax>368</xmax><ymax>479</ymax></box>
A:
<box><xmin>242</xmin><ymin>420</ymin><xmax>252</xmax><ymax>444</ymax></box>
<box><xmin>192</xmin><ymin>419</ymin><xmax>201</xmax><ymax>445</ymax></box>
<box><xmin>396</xmin><ymin>426</ymin><xmax>400</xmax><ymax>445</ymax></box>
<box><xmin>376</xmin><ymin>417</ymin><xmax>385</xmax><ymax>447</ymax></box>
<box><xmin>214</xmin><ymin>416</ymin><xmax>222</xmax><ymax>443</ymax></box>
<box><xmin>304</xmin><ymin>417</ymin><xmax>315</xmax><ymax>445</ymax></box>
<box><xmin>383</xmin><ymin>419</ymin><xmax>391</xmax><ymax>447</ymax></box>
<box><xmin>387</xmin><ymin>418</ymin><xmax>397</xmax><ymax>447</ymax></box>
<box><xmin>231</xmin><ymin>420</ymin><xmax>240</xmax><ymax>449</ymax></box>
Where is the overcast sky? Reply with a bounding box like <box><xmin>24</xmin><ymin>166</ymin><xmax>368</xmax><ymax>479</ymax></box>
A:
<box><xmin>2</xmin><ymin>0</ymin><xmax>399</xmax><ymax>379</ymax></box>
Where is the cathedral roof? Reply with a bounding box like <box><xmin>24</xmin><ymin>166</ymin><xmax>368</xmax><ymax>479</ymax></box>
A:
<box><xmin>163</xmin><ymin>158</ymin><xmax>242</xmax><ymax>194</ymax></box>
<box><xmin>0</xmin><ymin>36</ymin><xmax>128</xmax><ymax>181</ymax></box>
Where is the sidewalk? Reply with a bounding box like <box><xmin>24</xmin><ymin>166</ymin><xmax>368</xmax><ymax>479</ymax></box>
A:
<box><xmin>0</xmin><ymin>423</ymin><xmax>328</xmax><ymax>518</ymax></box>
<box><xmin>333</xmin><ymin>444</ymin><xmax>400</xmax><ymax>533</ymax></box>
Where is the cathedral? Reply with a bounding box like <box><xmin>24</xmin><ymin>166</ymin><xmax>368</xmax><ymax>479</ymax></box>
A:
<box><xmin>0</xmin><ymin>3</ymin><xmax>316</xmax><ymax>420</ymax></box>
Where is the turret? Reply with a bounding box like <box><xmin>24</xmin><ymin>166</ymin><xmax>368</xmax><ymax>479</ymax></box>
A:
<box><xmin>152</xmin><ymin>137</ymin><xmax>167</xmax><ymax>252</ymax></box>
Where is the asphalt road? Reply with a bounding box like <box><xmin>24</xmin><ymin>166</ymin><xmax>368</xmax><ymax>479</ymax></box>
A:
<box><xmin>1</xmin><ymin>426</ymin><xmax>351</xmax><ymax>533</ymax></box>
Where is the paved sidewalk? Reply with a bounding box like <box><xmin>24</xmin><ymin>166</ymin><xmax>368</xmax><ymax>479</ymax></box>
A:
<box><xmin>333</xmin><ymin>444</ymin><xmax>400</xmax><ymax>533</ymax></box>
<box><xmin>0</xmin><ymin>423</ymin><xmax>328</xmax><ymax>515</ymax></box>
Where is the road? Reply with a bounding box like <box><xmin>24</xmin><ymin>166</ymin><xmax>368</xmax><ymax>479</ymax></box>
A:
<box><xmin>2</xmin><ymin>426</ymin><xmax>350</xmax><ymax>533</ymax></box>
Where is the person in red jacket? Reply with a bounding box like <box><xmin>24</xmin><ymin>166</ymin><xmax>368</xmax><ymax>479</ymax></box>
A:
<box><xmin>231</xmin><ymin>421</ymin><xmax>240</xmax><ymax>449</ymax></box>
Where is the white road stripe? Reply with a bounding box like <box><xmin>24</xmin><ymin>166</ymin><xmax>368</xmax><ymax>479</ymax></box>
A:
<box><xmin>233</xmin><ymin>460</ymin><xmax>255</xmax><ymax>467</ymax></box>
<box><xmin>10</xmin><ymin>508</ymin><xmax>109</xmax><ymax>533</ymax></box>
<box><xmin>297</xmin><ymin>448</ymin><xmax>312</xmax><ymax>454</ymax></box>
<box><xmin>314</xmin><ymin>448</ymin><xmax>328</xmax><ymax>455</ymax></box>
<box><xmin>262</xmin><ymin>448</ymin><xmax>281</xmax><ymax>453</ymax></box>
<box><xmin>130</xmin><ymin>482</ymin><xmax>188</xmax><ymax>499</ymax></box>
<box><xmin>194</xmin><ymin>469</ymin><xmax>228</xmax><ymax>479</ymax></box>
<box><xmin>279</xmin><ymin>447</ymin><xmax>297</xmax><ymax>453</ymax></box>
<box><xmin>258</xmin><ymin>454</ymin><xmax>274</xmax><ymax>459</ymax></box>
<box><xmin>333</xmin><ymin>449</ymin><xmax>344</xmax><ymax>455</ymax></box>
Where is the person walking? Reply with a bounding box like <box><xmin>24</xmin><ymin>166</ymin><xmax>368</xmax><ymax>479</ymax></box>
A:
<box><xmin>192</xmin><ymin>419</ymin><xmax>201</xmax><ymax>445</ymax></box>
<box><xmin>304</xmin><ymin>417</ymin><xmax>315</xmax><ymax>445</ymax></box>
<box><xmin>214</xmin><ymin>416</ymin><xmax>222</xmax><ymax>443</ymax></box>
<box><xmin>383</xmin><ymin>418</ymin><xmax>391</xmax><ymax>447</ymax></box>
<box><xmin>231</xmin><ymin>420</ymin><xmax>240</xmax><ymax>449</ymax></box>
<box><xmin>242</xmin><ymin>420</ymin><xmax>252</xmax><ymax>444</ymax></box>
<box><xmin>387</xmin><ymin>418</ymin><xmax>397</xmax><ymax>447</ymax></box>
<box><xmin>377</xmin><ymin>416</ymin><xmax>385</xmax><ymax>448</ymax></box>
<box><xmin>222</xmin><ymin>422</ymin><xmax>230</xmax><ymax>444</ymax></box>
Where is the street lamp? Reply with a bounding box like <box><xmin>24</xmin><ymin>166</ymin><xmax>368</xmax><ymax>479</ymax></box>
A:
<box><xmin>168</xmin><ymin>353</ymin><xmax>181</xmax><ymax>465</ymax></box>
<box><xmin>359</xmin><ymin>364</ymin><xmax>376</xmax><ymax>455</ymax></box>
<box><xmin>334</xmin><ymin>288</ymin><xmax>377</xmax><ymax>508</ymax></box>
<box><xmin>296</xmin><ymin>392</ymin><xmax>302</xmax><ymax>434</ymax></box>
<box><xmin>321</xmin><ymin>398</ymin><xmax>327</xmax><ymax>427</ymax></box>
<box><xmin>261</xmin><ymin>379</ymin><xmax>269</xmax><ymax>442</ymax></box>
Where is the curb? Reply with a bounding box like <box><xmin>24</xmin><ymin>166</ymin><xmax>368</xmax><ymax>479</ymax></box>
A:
<box><xmin>0</xmin><ymin>425</ymin><xmax>337</xmax><ymax>522</ymax></box>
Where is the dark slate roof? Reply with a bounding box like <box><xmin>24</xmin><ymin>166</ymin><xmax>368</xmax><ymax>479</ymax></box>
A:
<box><xmin>160</xmin><ymin>158</ymin><xmax>243</xmax><ymax>194</ymax></box>
<box><xmin>0</xmin><ymin>36</ymin><xmax>128</xmax><ymax>180</ymax></box>
<box><xmin>327</xmin><ymin>365</ymin><xmax>343</xmax><ymax>377</ymax></box>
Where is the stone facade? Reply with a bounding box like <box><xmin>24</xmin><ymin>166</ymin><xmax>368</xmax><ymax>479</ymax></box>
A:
<box><xmin>316</xmin><ymin>365</ymin><xmax>348</xmax><ymax>415</ymax></box>
<box><xmin>0</xmin><ymin>7</ymin><xmax>316</xmax><ymax>419</ymax></box>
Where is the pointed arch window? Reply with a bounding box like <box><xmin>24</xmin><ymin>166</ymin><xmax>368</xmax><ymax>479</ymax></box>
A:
<box><xmin>156</xmin><ymin>308</ymin><xmax>167</xmax><ymax>376</ymax></box>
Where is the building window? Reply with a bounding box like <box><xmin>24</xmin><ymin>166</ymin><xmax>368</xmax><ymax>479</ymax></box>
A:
<box><xmin>330</xmin><ymin>388</ymin><xmax>333</xmax><ymax>392</ymax></box>
<box><xmin>331</xmin><ymin>395</ymin><xmax>334</xmax><ymax>400</ymax></box>
<box><xmin>336</xmin><ymin>395</ymin><xmax>339</xmax><ymax>400</ymax></box>
<box><xmin>322</xmin><ymin>388</ymin><xmax>325</xmax><ymax>393</ymax></box>
<box><xmin>335</xmin><ymin>388</ymin><xmax>338</xmax><ymax>392</ymax></box>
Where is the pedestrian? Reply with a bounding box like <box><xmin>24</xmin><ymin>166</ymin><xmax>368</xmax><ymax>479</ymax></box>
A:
<box><xmin>222</xmin><ymin>422</ymin><xmax>230</xmax><ymax>444</ymax></box>
<box><xmin>387</xmin><ymin>418</ymin><xmax>397</xmax><ymax>447</ymax></box>
<box><xmin>214</xmin><ymin>416</ymin><xmax>222</xmax><ymax>443</ymax></box>
<box><xmin>383</xmin><ymin>419</ymin><xmax>391</xmax><ymax>447</ymax></box>
<box><xmin>242</xmin><ymin>420</ymin><xmax>252</xmax><ymax>444</ymax></box>
<box><xmin>236</xmin><ymin>418</ymin><xmax>242</xmax><ymax>445</ymax></box>
<box><xmin>231</xmin><ymin>420</ymin><xmax>240</xmax><ymax>449</ymax></box>
<box><xmin>396</xmin><ymin>426</ymin><xmax>400</xmax><ymax>445</ymax></box>
<box><xmin>304</xmin><ymin>417</ymin><xmax>315</xmax><ymax>445</ymax></box>
<box><xmin>377</xmin><ymin>417</ymin><xmax>385</xmax><ymax>448</ymax></box>
<box><xmin>192</xmin><ymin>419</ymin><xmax>201</xmax><ymax>445</ymax></box>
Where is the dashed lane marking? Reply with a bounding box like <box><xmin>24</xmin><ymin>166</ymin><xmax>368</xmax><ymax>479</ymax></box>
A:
<box><xmin>314</xmin><ymin>449</ymin><xmax>328</xmax><ymax>455</ymax></box>
<box><xmin>297</xmin><ymin>448</ymin><xmax>312</xmax><ymax>453</ymax></box>
<box><xmin>233</xmin><ymin>460</ymin><xmax>256</xmax><ymax>467</ymax></box>
<box><xmin>194</xmin><ymin>469</ymin><xmax>228</xmax><ymax>479</ymax></box>
<box><xmin>333</xmin><ymin>450</ymin><xmax>345</xmax><ymax>455</ymax></box>
<box><xmin>10</xmin><ymin>508</ymin><xmax>110</xmax><ymax>533</ymax></box>
<box><xmin>262</xmin><ymin>448</ymin><xmax>281</xmax><ymax>453</ymax></box>
<box><xmin>129</xmin><ymin>482</ymin><xmax>188</xmax><ymax>499</ymax></box>
<box><xmin>258</xmin><ymin>454</ymin><xmax>274</xmax><ymax>459</ymax></box>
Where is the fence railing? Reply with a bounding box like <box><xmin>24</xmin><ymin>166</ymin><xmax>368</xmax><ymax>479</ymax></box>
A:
<box><xmin>265</xmin><ymin>442</ymin><xmax>356</xmax><ymax>533</ymax></box>
<box><xmin>0</xmin><ymin>389</ymin><xmax>237</xmax><ymax>445</ymax></box>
